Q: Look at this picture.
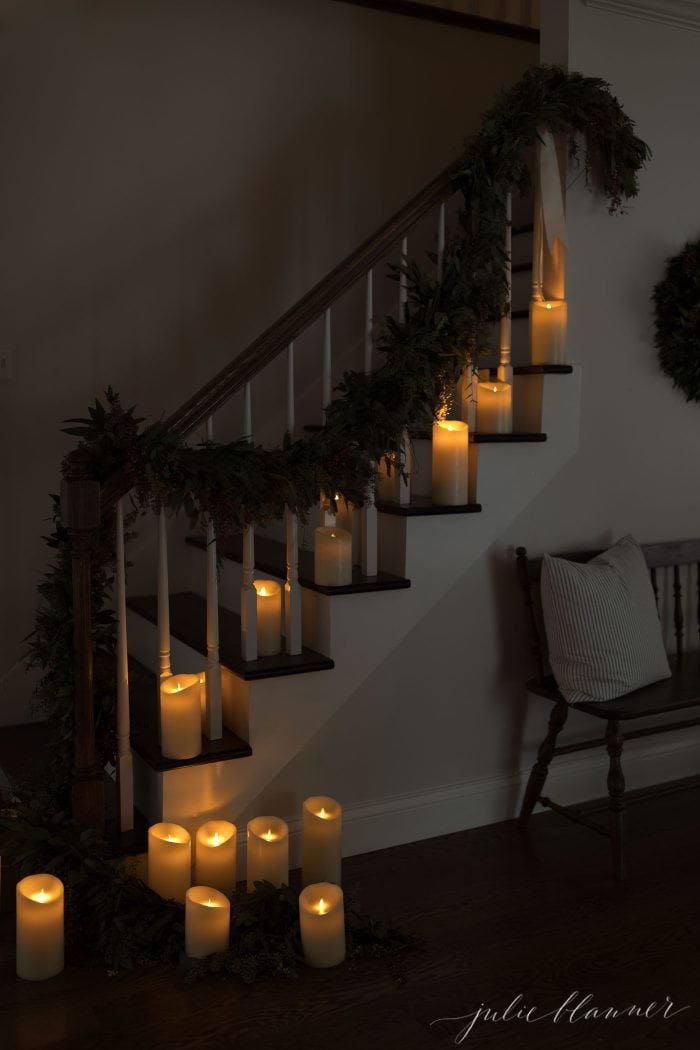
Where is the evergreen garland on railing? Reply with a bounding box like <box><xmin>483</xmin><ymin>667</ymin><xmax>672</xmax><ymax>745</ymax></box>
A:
<box><xmin>22</xmin><ymin>64</ymin><xmax>649</xmax><ymax>793</ymax></box>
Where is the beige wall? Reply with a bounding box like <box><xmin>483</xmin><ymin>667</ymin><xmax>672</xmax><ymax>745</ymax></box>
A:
<box><xmin>250</xmin><ymin>0</ymin><xmax>700</xmax><ymax>820</ymax></box>
<box><xmin>0</xmin><ymin>0</ymin><xmax>536</xmax><ymax>723</ymax></box>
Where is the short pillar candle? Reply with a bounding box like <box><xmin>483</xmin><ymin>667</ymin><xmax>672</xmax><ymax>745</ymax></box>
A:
<box><xmin>530</xmin><ymin>298</ymin><xmax>567</xmax><ymax>365</ymax></box>
<box><xmin>302</xmin><ymin>796</ymin><xmax>342</xmax><ymax>887</ymax></box>
<box><xmin>476</xmin><ymin>381</ymin><xmax>513</xmax><ymax>434</ymax></box>
<box><xmin>16</xmin><ymin>874</ymin><xmax>64</xmax><ymax>981</ymax></box>
<box><xmin>160</xmin><ymin>673</ymin><xmax>201</xmax><ymax>760</ymax></box>
<box><xmin>254</xmin><ymin>579</ymin><xmax>283</xmax><ymax>656</ymax></box>
<box><xmin>246</xmin><ymin>816</ymin><xmax>289</xmax><ymax>891</ymax></box>
<box><xmin>432</xmin><ymin>420</ymin><xmax>470</xmax><ymax>505</ymax></box>
<box><xmin>299</xmin><ymin>883</ymin><xmax>346</xmax><ymax>968</ymax></box>
<box><xmin>195</xmin><ymin>820</ymin><xmax>237</xmax><ymax>898</ymax></box>
<box><xmin>314</xmin><ymin>527</ymin><xmax>352</xmax><ymax>587</ymax></box>
<box><xmin>185</xmin><ymin>886</ymin><xmax>231</xmax><ymax>958</ymax></box>
<box><xmin>148</xmin><ymin>822</ymin><xmax>192</xmax><ymax>903</ymax></box>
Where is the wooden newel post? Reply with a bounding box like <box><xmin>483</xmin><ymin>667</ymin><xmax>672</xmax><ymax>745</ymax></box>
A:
<box><xmin>61</xmin><ymin>448</ymin><xmax>105</xmax><ymax>829</ymax></box>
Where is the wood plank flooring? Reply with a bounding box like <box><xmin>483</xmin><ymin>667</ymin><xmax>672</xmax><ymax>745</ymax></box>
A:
<box><xmin>1</xmin><ymin>787</ymin><xmax>699</xmax><ymax>1050</ymax></box>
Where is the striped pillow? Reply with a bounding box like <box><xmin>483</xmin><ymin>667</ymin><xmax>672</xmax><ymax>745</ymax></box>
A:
<box><xmin>540</xmin><ymin>535</ymin><xmax>671</xmax><ymax>705</ymax></box>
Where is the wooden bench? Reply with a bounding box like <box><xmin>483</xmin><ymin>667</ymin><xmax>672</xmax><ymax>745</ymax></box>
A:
<box><xmin>515</xmin><ymin>539</ymin><xmax>700</xmax><ymax>880</ymax></box>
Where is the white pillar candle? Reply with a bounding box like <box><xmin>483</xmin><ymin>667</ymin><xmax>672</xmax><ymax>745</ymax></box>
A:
<box><xmin>302</xmin><ymin>796</ymin><xmax>342</xmax><ymax>887</ymax></box>
<box><xmin>16</xmin><ymin>874</ymin><xmax>64</xmax><ymax>981</ymax></box>
<box><xmin>160</xmin><ymin>673</ymin><xmax>201</xmax><ymax>760</ymax></box>
<box><xmin>299</xmin><ymin>883</ymin><xmax>346</xmax><ymax>968</ymax></box>
<box><xmin>476</xmin><ymin>381</ymin><xmax>513</xmax><ymax>434</ymax></box>
<box><xmin>199</xmin><ymin>671</ymin><xmax>207</xmax><ymax>731</ymax></box>
<box><xmin>148</xmin><ymin>822</ymin><xmax>192</xmax><ymax>903</ymax></box>
<box><xmin>185</xmin><ymin>886</ymin><xmax>231</xmax><ymax>959</ymax></box>
<box><xmin>432</xmin><ymin>420</ymin><xmax>470</xmax><ymax>505</ymax></box>
<box><xmin>530</xmin><ymin>298</ymin><xmax>567</xmax><ymax>365</ymax></box>
<box><xmin>246</xmin><ymin>816</ymin><xmax>289</xmax><ymax>891</ymax></box>
<box><xmin>195</xmin><ymin>820</ymin><xmax>237</xmax><ymax>898</ymax></box>
<box><xmin>253</xmin><ymin>579</ymin><xmax>282</xmax><ymax>656</ymax></box>
<box><xmin>314</xmin><ymin>527</ymin><xmax>352</xmax><ymax>587</ymax></box>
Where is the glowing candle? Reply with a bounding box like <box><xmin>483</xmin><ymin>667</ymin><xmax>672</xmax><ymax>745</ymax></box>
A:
<box><xmin>253</xmin><ymin>579</ymin><xmax>282</xmax><ymax>656</ymax></box>
<box><xmin>530</xmin><ymin>298</ymin><xmax>567</xmax><ymax>365</ymax></box>
<box><xmin>199</xmin><ymin>671</ymin><xmax>207</xmax><ymax>731</ymax></box>
<box><xmin>246</xmin><ymin>816</ymin><xmax>289</xmax><ymax>891</ymax></box>
<box><xmin>160</xmin><ymin>673</ymin><xmax>201</xmax><ymax>760</ymax></box>
<box><xmin>299</xmin><ymin>883</ymin><xmax>346</xmax><ymax>968</ymax></box>
<box><xmin>185</xmin><ymin>886</ymin><xmax>231</xmax><ymax>958</ymax></box>
<box><xmin>16</xmin><ymin>874</ymin><xmax>64</xmax><ymax>981</ymax></box>
<box><xmin>148</xmin><ymin>822</ymin><xmax>191</xmax><ymax>903</ymax></box>
<box><xmin>476</xmin><ymin>381</ymin><xmax>513</xmax><ymax>434</ymax></box>
<box><xmin>432</xmin><ymin>420</ymin><xmax>469</xmax><ymax>505</ymax></box>
<box><xmin>195</xmin><ymin>820</ymin><xmax>237</xmax><ymax>897</ymax></box>
<box><xmin>314</xmin><ymin>527</ymin><xmax>352</xmax><ymax>587</ymax></box>
<box><xmin>302</xmin><ymin>796</ymin><xmax>342</xmax><ymax>887</ymax></box>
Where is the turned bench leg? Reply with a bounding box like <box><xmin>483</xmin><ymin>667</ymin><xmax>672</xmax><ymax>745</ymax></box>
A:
<box><xmin>518</xmin><ymin>700</ymin><xmax>569</xmax><ymax>830</ymax></box>
<box><xmin>606</xmin><ymin>719</ymin><xmax>626</xmax><ymax>881</ymax></box>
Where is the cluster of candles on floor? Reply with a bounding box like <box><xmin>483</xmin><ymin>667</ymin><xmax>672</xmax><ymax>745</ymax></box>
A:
<box><xmin>12</xmin><ymin>795</ymin><xmax>344</xmax><ymax>980</ymax></box>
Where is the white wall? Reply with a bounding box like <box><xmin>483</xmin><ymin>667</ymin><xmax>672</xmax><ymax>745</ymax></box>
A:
<box><xmin>0</xmin><ymin>0</ymin><xmax>536</xmax><ymax>723</ymax></box>
<box><xmin>247</xmin><ymin>0</ymin><xmax>700</xmax><ymax>835</ymax></box>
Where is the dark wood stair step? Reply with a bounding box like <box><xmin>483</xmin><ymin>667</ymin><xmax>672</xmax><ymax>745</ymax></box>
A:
<box><xmin>376</xmin><ymin>496</ymin><xmax>481</xmax><ymax>517</ymax></box>
<box><xmin>126</xmin><ymin>655</ymin><xmax>252</xmax><ymax>772</ymax></box>
<box><xmin>126</xmin><ymin>592</ymin><xmax>334</xmax><ymax>680</ymax></box>
<box><xmin>186</xmin><ymin>533</ymin><xmax>411</xmax><ymax>596</ymax></box>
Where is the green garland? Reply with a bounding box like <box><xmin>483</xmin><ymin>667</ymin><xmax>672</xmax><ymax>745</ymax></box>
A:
<box><xmin>652</xmin><ymin>239</ymin><xmax>700</xmax><ymax>402</ymax></box>
<box><xmin>8</xmin><ymin>65</ymin><xmax>649</xmax><ymax>975</ymax></box>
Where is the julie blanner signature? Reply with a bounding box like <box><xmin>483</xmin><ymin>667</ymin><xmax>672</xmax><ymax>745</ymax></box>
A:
<box><xmin>431</xmin><ymin>992</ymin><xmax>691</xmax><ymax>1044</ymax></box>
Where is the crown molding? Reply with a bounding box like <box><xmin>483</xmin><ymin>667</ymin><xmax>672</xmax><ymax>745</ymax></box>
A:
<box><xmin>584</xmin><ymin>0</ymin><xmax>700</xmax><ymax>31</ymax></box>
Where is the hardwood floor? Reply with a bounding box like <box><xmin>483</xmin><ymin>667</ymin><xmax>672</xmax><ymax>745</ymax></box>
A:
<box><xmin>2</xmin><ymin>789</ymin><xmax>699</xmax><ymax>1050</ymax></box>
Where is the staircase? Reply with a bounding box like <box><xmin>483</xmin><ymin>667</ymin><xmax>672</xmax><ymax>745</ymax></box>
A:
<box><xmin>53</xmin><ymin>161</ymin><xmax>577</xmax><ymax>852</ymax></box>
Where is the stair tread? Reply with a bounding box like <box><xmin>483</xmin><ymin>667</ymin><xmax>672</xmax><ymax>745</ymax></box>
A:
<box><xmin>186</xmin><ymin>533</ymin><xmax>411</xmax><ymax>595</ymax></box>
<box><xmin>126</xmin><ymin>592</ymin><xmax>334</xmax><ymax>680</ymax></box>
<box><xmin>126</xmin><ymin>656</ymin><xmax>253</xmax><ymax>771</ymax></box>
<box><xmin>376</xmin><ymin>496</ymin><xmax>482</xmax><ymax>517</ymax></box>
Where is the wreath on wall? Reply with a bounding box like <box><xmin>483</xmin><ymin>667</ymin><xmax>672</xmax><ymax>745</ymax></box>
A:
<box><xmin>652</xmin><ymin>239</ymin><xmax>700</xmax><ymax>401</ymax></box>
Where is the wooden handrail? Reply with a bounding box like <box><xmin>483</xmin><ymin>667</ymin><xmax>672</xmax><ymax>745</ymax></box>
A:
<box><xmin>101</xmin><ymin>159</ymin><xmax>461</xmax><ymax>512</ymax></box>
<box><xmin>332</xmin><ymin>1</ymin><xmax>539</xmax><ymax>44</ymax></box>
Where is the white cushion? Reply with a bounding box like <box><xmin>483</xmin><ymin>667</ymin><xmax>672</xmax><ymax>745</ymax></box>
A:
<box><xmin>540</xmin><ymin>535</ymin><xmax>671</xmax><ymax>705</ymax></box>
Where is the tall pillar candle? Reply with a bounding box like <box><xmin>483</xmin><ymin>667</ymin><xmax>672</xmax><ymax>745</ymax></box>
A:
<box><xmin>148</xmin><ymin>822</ymin><xmax>191</xmax><ymax>903</ymax></box>
<box><xmin>160</xmin><ymin>673</ymin><xmax>201</xmax><ymax>760</ymax></box>
<box><xmin>530</xmin><ymin>299</ymin><xmax>567</xmax><ymax>365</ymax></box>
<box><xmin>432</xmin><ymin>420</ymin><xmax>470</xmax><ymax>505</ymax></box>
<box><xmin>195</xmin><ymin>820</ymin><xmax>237</xmax><ymax>898</ymax></box>
<box><xmin>299</xmin><ymin>883</ymin><xmax>346</xmax><ymax>968</ymax></box>
<box><xmin>253</xmin><ymin>580</ymin><xmax>282</xmax><ymax>656</ymax></box>
<box><xmin>16</xmin><ymin>875</ymin><xmax>64</xmax><ymax>981</ymax></box>
<box><xmin>185</xmin><ymin>886</ymin><xmax>231</xmax><ymax>959</ymax></box>
<box><xmin>476</xmin><ymin>382</ymin><xmax>513</xmax><ymax>434</ymax></box>
<box><xmin>302</xmin><ymin>796</ymin><xmax>342</xmax><ymax>887</ymax></box>
<box><xmin>314</xmin><ymin>527</ymin><xmax>352</xmax><ymax>587</ymax></box>
<box><xmin>246</xmin><ymin>816</ymin><xmax>289</xmax><ymax>891</ymax></box>
<box><xmin>199</xmin><ymin>671</ymin><xmax>207</xmax><ymax>731</ymax></box>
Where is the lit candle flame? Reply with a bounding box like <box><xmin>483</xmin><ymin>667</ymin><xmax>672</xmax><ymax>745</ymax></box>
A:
<box><xmin>206</xmin><ymin>898</ymin><xmax>214</xmax><ymax>907</ymax></box>
<box><xmin>330</xmin><ymin>532</ymin><xmax>337</xmax><ymax>539</ymax></box>
<box><xmin>260</xmin><ymin>586</ymin><xmax>268</xmax><ymax>597</ymax></box>
<box><xmin>264</xmin><ymin>828</ymin><xmax>275</xmax><ymax>842</ymax></box>
<box><xmin>317</xmin><ymin>897</ymin><xmax>329</xmax><ymax>915</ymax></box>
<box><xmin>166</xmin><ymin>834</ymin><xmax>176</xmax><ymax>843</ymax></box>
<box><xmin>212</xmin><ymin>832</ymin><xmax>220</xmax><ymax>847</ymax></box>
<box><xmin>32</xmin><ymin>888</ymin><xmax>49</xmax><ymax>903</ymax></box>
<box><xmin>318</xmin><ymin>807</ymin><xmax>330</xmax><ymax>819</ymax></box>
<box><xmin>334</xmin><ymin>493</ymin><xmax>341</xmax><ymax>501</ymax></box>
<box><xmin>545</xmin><ymin>302</ymin><xmax>553</xmax><ymax>310</ymax></box>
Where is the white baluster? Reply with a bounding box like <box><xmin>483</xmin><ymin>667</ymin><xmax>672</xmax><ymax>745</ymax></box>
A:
<box><xmin>397</xmin><ymin>236</ymin><xmax>411</xmax><ymax>506</ymax></box>
<box><xmin>532</xmin><ymin>176</ymin><xmax>545</xmax><ymax>304</ymax></box>
<box><xmin>437</xmin><ymin>202</ymin><xmax>446</xmax><ymax>283</ymax></box>
<box><xmin>115</xmin><ymin>498</ymin><xmax>133</xmax><ymax>832</ymax></box>
<box><xmin>322</xmin><ymin>307</ymin><xmax>332</xmax><ymax>422</ymax></box>
<box><xmin>240</xmin><ymin>391</ymin><xmax>257</xmax><ymax>661</ymax></box>
<box><xmin>320</xmin><ymin>309</ymin><xmax>336</xmax><ymax>525</ymax></box>
<box><xmin>284</xmin><ymin>341</ymin><xmax>302</xmax><ymax>654</ymax></box>
<box><xmin>361</xmin><ymin>269</ymin><xmax>378</xmax><ymax>576</ymax></box>
<box><xmin>157</xmin><ymin>508</ymin><xmax>172</xmax><ymax>684</ymax></box>
<box><xmin>498</xmin><ymin>192</ymin><xmax>513</xmax><ymax>385</ymax></box>
<box><xmin>204</xmin><ymin>415</ymin><xmax>223</xmax><ymax>740</ymax></box>
<box><xmin>364</xmin><ymin>270</ymin><xmax>373</xmax><ymax>375</ymax></box>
